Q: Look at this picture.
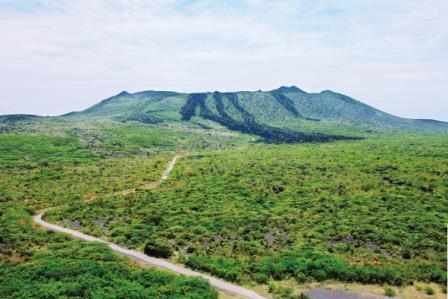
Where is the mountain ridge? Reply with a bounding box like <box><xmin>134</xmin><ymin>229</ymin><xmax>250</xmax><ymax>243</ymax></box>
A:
<box><xmin>1</xmin><ymin>85</ymin><xmax>447</xmax><ymax>143</ymax></box>
<box><xmin>62</xmin><ymin>85</ymin><xmax>446</xmax><ymax>126</ymax></box>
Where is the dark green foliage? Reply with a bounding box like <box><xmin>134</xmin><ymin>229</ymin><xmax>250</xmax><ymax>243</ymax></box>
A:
<box><xmin>0</xmin><ymin>203</ymin><xmax>218</xmax><ymax>299</ymax></box>
<box><xmin>144</xmin><ymin>239</ymin><xmax>173</xmax><ymax>258</ymax></box>
<box><xmin>256</xmin><ymin>250</ymin><xmax>404</xmax><ymax>285</ymax></box>
<box><xmin>0</xmin><ymin>248</ymin><xmax>217</xmax><ymax>299</ymax></box>
<box><xmin>184</xmin><ymin>255</ymin><xmax>244</xmax><ymax>282</ymax></box>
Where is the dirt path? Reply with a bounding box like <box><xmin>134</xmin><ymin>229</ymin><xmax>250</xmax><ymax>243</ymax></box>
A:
<box><xmin>33</xmin><ymin>156</ymin><xmax>269</xmax><ymax>299</ymax></box>
<box><xmin>111</xmin><ymin>155</ymin><xmax>180</xmax><ymax>197</ymax></box>
<box><xmin>160</xmin><ymin>155</ymin><xmax>178</xmax><ymax>181</ymax></box>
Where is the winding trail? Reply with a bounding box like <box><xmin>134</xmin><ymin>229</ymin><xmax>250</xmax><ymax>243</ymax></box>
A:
<box><xmin>33</xmin><ymin>155</ymin><xmax>268</xmax><ymax>299</ymax></box>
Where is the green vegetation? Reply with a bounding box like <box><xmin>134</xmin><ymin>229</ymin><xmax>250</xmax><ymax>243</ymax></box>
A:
<box><xmin>384</xmin><ymin>286</ymin><xmax>396</xmax><ymax>297</ymax></box>
<box><xmin>0</xmin><ymin>152</ymin><xmax>169</xmax><ymax>208</ymax></box>
<box><xmin>424</xmin><ymin>286</ymin><xmax>435</xmax><ymax>295</ymax></box>
<box><xmin>0</xmin><ymin>128</ymin><xmax>231</xmax><ymax>297</ymax></box>
<box><xmin>183</xmin><ymin>255</ymin><xmax>244</xmax><ymax>282</ymax></box>
<box><xmin>0</xmin><ymin>203</ymin><xmax>218</xmax><ymax>299</ymax></box>
<box><xmin>268</xmin><ymin>281</ymin><xmax>308</xmax><ymax>299</ymax></box>
<box><xmin>179</xmin><ymin>92</ymin><xmax>358</xmax><ymax>143</ymax></box>
<box><xmin>47</xmin><ymin>135</ymin><xmax>447</xmax><ymax>289</ymax></box>
<box><xmin>1</xmin><ymin>86</ymin><xmax>447</xmax><ymax>298</ymax></box>
<box><xmin>9</xmin><ymin>86</ymin><xmax>441</xmax><ymax>145</ymax></box>
<box><xmin>144</xmin><ymin>239</ymin><xmax>173</xmax><ymax>258</ymax></box>
<box><xmin>101</xmin><ymin>126</ymin><xmax>178</xmax><ymax>152</ymax></box>
<box><xmin>0</xmin><ymin>134</ymin><xmax>99</xmax><ymax>168</ymax></box>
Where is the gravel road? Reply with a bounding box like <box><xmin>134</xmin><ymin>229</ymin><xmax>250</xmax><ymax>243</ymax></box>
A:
<box><xmin>33</xmin><ymin>156</ymin><xmax>269</xmax><ymax>299</ymax></box>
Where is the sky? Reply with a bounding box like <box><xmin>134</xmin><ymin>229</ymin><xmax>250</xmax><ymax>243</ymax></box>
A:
<box><xmin>0</xmin><ymin>0</ymin><xmax>447</xmax><ymax>120</ymax></box>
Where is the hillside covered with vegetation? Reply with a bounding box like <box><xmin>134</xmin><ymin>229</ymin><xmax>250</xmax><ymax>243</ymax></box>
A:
<box><xmin>60</xmin><ymin>87</ymin><xmax>448</xmax><ymax>133</ymax></box>
<box><xmin>4</xmin><ymin>86</ymin><xmax>447</xmax><ymax>145</ymax></box>
<box><xmin>1</xmin><ymin>87</ymin><xmax>447</xmax><ymax>298</ymax></box>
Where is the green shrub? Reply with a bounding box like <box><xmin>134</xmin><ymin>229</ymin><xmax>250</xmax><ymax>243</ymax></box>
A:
<box><xmin>295</xmin><ymin>272</ymin><xmax>308</xmax><ymax>283</ymax></box>
<box><xmin>185</xmin><ymin>255</ymin><xmax>244</xmax><ymax>282</ymax></box>
<box><xmin>384</xmin><ymin>286</ymin><xmax>396</xmax><ymax>297</ymax></box>
<box><xmin>354</xmin><ymin>265</ymin><xmax>404</xmax><ymax>285</ymax></box>
<box><xmin>144</xmin><ymin>239</ymin><xmax>173</xmax><ymax>258</ymax></box>
<box><xmin>256</xmin><ymin>249</ymin><xmax>405</xmax><ymax>286</ymax></box>
<box><xmin>254</xmin><ymin>273</ymin><xmax>269</xmax><ymax>284</ymax></box>
<box><xmin>424</xmin><ymin>286</ymin><xmax>435</xmax><ymax>295</ymax></box>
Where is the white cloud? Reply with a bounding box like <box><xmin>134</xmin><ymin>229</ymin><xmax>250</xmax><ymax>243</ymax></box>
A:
<box><xmin>0</xmin><ymin>0</ymin><xmax>447</xmax><ymax>120</ymax></box>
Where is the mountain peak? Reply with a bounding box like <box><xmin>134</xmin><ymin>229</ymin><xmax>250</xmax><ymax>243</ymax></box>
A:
<box><xmin>273</xmin><ymin>86</ymin><xmax>305</xmax><ymax>93</ymax></box>
<box><xmin>320</xmin><ymin>90</ymin><xmax>334</xmax><ymax>94</ymax></box>
<box><xmin>116</xmin><ymin>91</ymin><xmax>131</xmax><ymax>97</ymax></box>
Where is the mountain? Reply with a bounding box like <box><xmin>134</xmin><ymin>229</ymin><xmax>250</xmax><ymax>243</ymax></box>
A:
<box><xmin>2</xmin><ymin>86</ymin><xmax>447</xmax><ymax>143</ymax></box>
<box><xmin>67</xmin><ymin>85</ymin><xmax>447</xmax><ymax>127</ymax></box>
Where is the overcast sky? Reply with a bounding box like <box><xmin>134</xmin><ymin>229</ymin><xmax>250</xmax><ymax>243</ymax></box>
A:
<box><xmin>1</xmin><ymin>0</ymin><xmax>447</xmax><ymax>120</ymax></box>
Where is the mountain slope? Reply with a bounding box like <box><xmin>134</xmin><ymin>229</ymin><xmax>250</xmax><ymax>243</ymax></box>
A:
<box><xmin>3</xmin><ymin>85</ymin><xmax>447</xmax><ymax>143</ymax></box>
<box><xmin>66</xmin><ymin>85</ymin><xmax>448</xmax><ymax>130</ymax></box>
<box><xmin>64</xmin><ymin>90</ymin><xmax>182</xmax><ymax>123</ymax></box>
<box><xmin>178</xmin><ymin>92</ymin><xmax>356</xmax><ymax>143</ymax></box>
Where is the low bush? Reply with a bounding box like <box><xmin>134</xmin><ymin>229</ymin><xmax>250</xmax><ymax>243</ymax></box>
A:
<box><xmin>255</xmin><ymin>249</ymin><xmax>405</xmax><ymax>286</ymax></box>
<box><xmin>184</xmin><ymin>255</ymin><xmax>244</xmax><ymax>282</ymax></box>
<box><xmin>384</xmin><ymin>286</ymin><xmax>396</xmax><ymax>297</ymax></box>
<box><xmin>144</xmin><ymin>239</ymin><xmax>173</xmax><ymax>258</ymax></box>
<box><xmin>424</xmin><ymin>286</ymin><xmax>435</xmax><ymax>295</ymax></box>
